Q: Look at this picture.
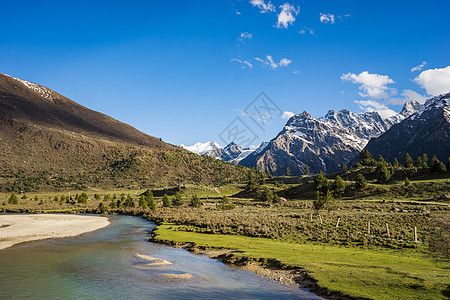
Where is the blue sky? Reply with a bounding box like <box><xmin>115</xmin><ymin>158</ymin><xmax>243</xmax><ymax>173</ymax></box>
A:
<box><xmin>1</xmin><ymin>0</ymin><xmax>449</xmax><ymax>147</ymax></box>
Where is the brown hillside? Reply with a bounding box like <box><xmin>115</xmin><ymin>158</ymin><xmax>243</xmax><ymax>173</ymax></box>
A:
<box><xmin>0</xmin><ymin>73</ymin><xmax>252</xmax><ymax>192</ymax></box>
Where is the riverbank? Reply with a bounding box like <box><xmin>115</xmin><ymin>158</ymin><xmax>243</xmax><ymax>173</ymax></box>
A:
<box><xmin>0</xmin><ymin>214</ymin><xmax>110</xmax><ymax>250</ymax></box>
<box><xmin>151</xmin><ymin>223</ymin><xmax>450</xmax><ymax>300</ymax></box>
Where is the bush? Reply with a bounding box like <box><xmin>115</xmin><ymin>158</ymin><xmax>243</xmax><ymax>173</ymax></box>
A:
<box><xmin>98</xmin><ymin>202</ymin><xmax>108</xmax><ymax>214</ymax></box>
<box><xmin>190</xmin><ymin>194</ymin><xmax>201</xmax><ymax>208</ymax></box>
<box><xmin>172</xmin><ymin>192</ymin><xmax>184</xmax><ymax>206</ymax></box>
<box><xmin>8</xmin><ymin>192</ymin><xmax>18</xmax><ymax>205</ymax></box>
<box><xmin>218</xmin><ymin>196</ymin><xmax>235</xmax><ymax>210</ymax></box>
<box><xmin>313</xmin><ymin>172</ymin><xmax>329</xmax><ymax>192</ymax></box>
<box><xmin>355</xmin><ymin>174</ymin><xmax>367</xmax><ymax>190</ymax></box>
<box><xmin>260</xmin><ymin>188</ymin><xmax>274</xmax><ymax>202</ymax></box>
<box><xmin>162</xmin><ymin>194</ymin><xmax>171</xmax><ymax>207</ymax></box>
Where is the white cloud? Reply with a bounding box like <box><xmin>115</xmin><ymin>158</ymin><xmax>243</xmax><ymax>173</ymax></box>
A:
<box><xmin>387</xmin><ymin>90</ymin><xmax>428</xmax><ymax>105</ymax></box>
<box><xmin>293</xmin><ymin>70</ymin><xmax>300</xmax><ymax>74</ymax></box>
<box><xmin>238</xmin><ymin>32</ymin><xmax>253</xmax><ymax>42</ymax></box>
<box><xmin>279</xmin><ymin>58</ymin><xmax>292</xmax><ymax>67</ymax></box>
<box><xmin>276</xmin><ymin>3</ymin><xmax>300</xmax><ymax>29</ymax></box>
<box><xmin>250</xmin><ymin>0</ymin><xmax>275</xmax><ymax>13</ymax></box>
<box><xmin>411</xmin><ymin>61</ymin><xmax>427</xmax><ymax>72</ymax></box>
<box><xmin>320</xmin><ymin>13</ymin><xmax>335</xmax><ymax>24</ymax></box>
<box><xmin>281</xmin><ymin>111</ymin><xmax>295</xmax><ymax>119</ymax></box>
<box><xmin>341</xmin><ymin>71</ymin><xmax>396</xmax><ymax>99</ymax></box>
<box><xmin>255</xmin><ymin>55</ymin><xmax>292</xmax><ymax>69</ymax></box>
<box><xmin>299</xmin><ymin>27</ymin><xmax>314</xmax><ymax>35</ymax></box>
<box><xmin>414</xmin><ymin>66</ymin><xmax>450</xmax><ymax>96</ymax></box>
<box><xmin>355</xmin><ymin>100</ymin><xmax>397</xmax><ymax>119</ymax></box>
<box><xmin>402</xmin><ymin>90</ymin><xmax>427</xmax><ymax>103</ymax></box>
<box><xmin>235</xmin><ymin>9</ymin><xmax>242</xmax><ymax>15</ymax></box>
<box><xmin>231</xmin><ymin>58</ymin><xmax>253</xmax><ymax>69</ymax></box>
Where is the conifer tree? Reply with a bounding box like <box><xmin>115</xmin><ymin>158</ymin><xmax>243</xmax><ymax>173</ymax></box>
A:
<box><xmin>403</xmin><ymin>153</ymin><xmax>414</xmax><ymax>168</ymax></box>
<box><xmin>162</xmin><ymin>194</ymin><xmax>171</xmax><ymax>207</ymax></box>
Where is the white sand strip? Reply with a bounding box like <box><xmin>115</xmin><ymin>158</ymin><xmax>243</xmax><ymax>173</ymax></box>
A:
<box><xmin>0</xmin><ymin>214</ymin><xmax>110</xmax><ymax>250</ymax></box>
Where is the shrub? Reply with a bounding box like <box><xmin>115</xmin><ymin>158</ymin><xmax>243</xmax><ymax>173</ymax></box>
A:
<box><xmin>162</xmin><ymin>194</ymin><xmax>171</xmax><ymax>207</ymax></box>
<box><xmin>313</xmin><ymin>172</ymin><xmax>329</xmax><ymax>192</ymax></box>
<box><xmin>218</xmin><ymin>196</ymin><xmax>235</xmax><ymax>210</ymax></box>
<box><xmin>8</xmin><ymin>192</ymin><xmax>18</xmax><ymax>205</ymax></box>
<box><xmin>190</xmin><ymin>194</ymin><xmax>201</xmax><ymax>208</ymax></box>
<box><xmin>172</xmin><ymin>192</ymin><xmax>184</xmax><ymax>206</ymax></box>
<box><xmin>355</xmin><ymin>174</ymin><xmax>367</xmax><ymax>190</ymax></box>
<box><xmin>260</xmin><ymin>188</ymin><xmax>274</xmax><ymax>202</ymax></box>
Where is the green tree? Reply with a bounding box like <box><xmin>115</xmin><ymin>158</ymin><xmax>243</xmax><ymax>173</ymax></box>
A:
<box><xmin>94</xmin><ymin>193</ymin><xmax>101</xmax><ymax>200</ymax></box>
<box><xmin>218</xmin><ymin>195</ymin><xmax>235</xmax><ymax>210</ymax></box>
<box><xmin>340</xmin><ymin>163</ymin><xmax>348</xmax><ymax>172</ymax></box>
<box><xmin>376</xmin><ymin>164</ymin><xmax>391</xmax><ymax>183</ymax></box>
<box><xmin>313</xmin><ymin>191</ymin><xmax>326</xmax><ymax>211</ymax></box>
<box><xmin>286</xmin><ymin>167</ymin><xmax>291</xmax><ymax>176</ymax></box>
<box><xmin>53</xmin><ymin>196</ymin><xmax>59</xmax><ymax>202</ymax></box>
<box><xmin>430</xmin><ymin>156</ymin><xmax>447</xmax><ymax>173</ymax></box>
<box><xmin>393</xmin><ymin>157</ymin><xmax>400</xmax><ymax>168</ymax></box>
<box><xmin>360</xmin><ymin>150</ymin><xmax>375</xmax><ymax>166</ymax></box>
<box><xmin>123</xmin><ymin>194</ymin><xmax>134</xmax><ymax>207</ymax></box>
<box><xmin>98</xmin><ymin>202</ymin><xmax>108</xmax><ymax>214</ymax></box>
<box><xmin>246</xmin><ymin>177</ymin><xmax>257</xmax><ymax>191</ymax></box>
<box><xmin>148</xmin><ymin>195</ymin><xmax>157</xmax><ymax>211</ymax></box>
<box><xmin>190</xmin><ymin>194</ymin><xmax>201</xmax><ymax>208</ymax></box>
<box><xmin>313</xmin><ymin>172</ymin><xmax>329</xmax><ymax>192</ymax></box>
<box><xmin>162</xmin><ymin>194</ymin><xmax>171</xmax><ymax>207</ymax></box>
<box><xmin>77</xmin><ymin>193</ymin><xmax>88</xmax><ymax>204</ymax></box>
<box><xmin>447</xmin><ymin>157</ymin><xmax>450</xmax><ymax>173</ymax></box>
<box><xmin>273</xmin><ymin>193</ymin><xmax>280</xmax><ymax>204</ymax></box>
<box><xmin>109</xmin><ymin>200</ymin><xmax>117</xmax><ymax>209</ymax></box>
<box><xmin>138</xmin><ymin>195</ymin><xmax>148</xmax><ymax>209</ymax></box>
<box><xmin>8</xmin><ymin>192</ymin><xmax>18</xmax><ymax>205</ymax></box>
<box><xmin>355</xmin><ymin>174</ymin><xmax>367</xmax><ymax>190</ymax></box>
<box><xmin>404</xmin><ymin>177</ymin><xmax>411</xmax><ymax>186</ymax></box>
<box><xmin>260</xmin><ymin>188</ymin><xmax>274</xmax><ymax>202</ymax></box>
<box><xmin>304</xmin><ymin>165</ymin><xmax>310</xmax><ymax>175</ymax></box>
<box><xmin>172</xmin><ymin>192</ymin><xmax>184</xmax><ymax>206</ymax></box>
<box><xmin>334</xmin><ymin>175</ymin><xmax>345</xmax><ymax>197</ymax></box>
<box><xmin>403</xmin><ymin>153</ymin><xmax>414</xmax><ymax>168</ymax></box>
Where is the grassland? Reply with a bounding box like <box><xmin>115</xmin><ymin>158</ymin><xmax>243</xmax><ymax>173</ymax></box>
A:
<box><xmin>153</xmin><ymin>224</ymin><xmax>449</xmax><ymax>300</ymax></box>
<box><xmin>1</xmin><ymin>174</ymin><xmax>449</xmax><ymax>299</ymax></box>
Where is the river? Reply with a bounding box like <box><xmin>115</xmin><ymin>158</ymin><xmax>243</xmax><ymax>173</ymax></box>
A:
<box><xmin>0</xmin><ymin>215</ymin><xmax>321</xmax><ymax>299</ymax></box>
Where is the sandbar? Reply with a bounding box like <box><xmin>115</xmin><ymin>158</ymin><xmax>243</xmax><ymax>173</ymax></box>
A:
<box><xmin>0</xmin><ymin>214</ymin><xmax>110</xmax><ymax>250</ymax></box>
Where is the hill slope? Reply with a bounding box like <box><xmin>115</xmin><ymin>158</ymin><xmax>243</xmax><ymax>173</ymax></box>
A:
<box><xmin>364</xmin><ymin>93</ymin><xmax>450</xmax><ymax>162</ymax></box>
<box><xmin>0</xmin><ymin>73</ymin><xmax>252</xmax><ymax>192</ymax></box>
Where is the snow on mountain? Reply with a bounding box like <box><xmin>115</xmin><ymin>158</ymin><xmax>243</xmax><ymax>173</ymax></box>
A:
<box><xmin>240</xmin><ymin>100</ymin><xmax>425</xmax><ymax>175</ymax></box>
<box><xmin>181</xmin><ymin>141</ymin><xmax>259</xmax><ymax>163</ymax></box>
<box><xmin>180</xmin><ymin>141</ymin><xmax>222</xmax><ymax>156</ymax></box>
<box><xmin>4</xmin><ymin>74</ymin><xmax>56</xmax><ymax>101</ymax></box>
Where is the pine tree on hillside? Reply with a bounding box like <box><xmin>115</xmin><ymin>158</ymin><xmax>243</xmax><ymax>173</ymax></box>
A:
<box><xmin>403</xmin><ymin>153</ymin><xmax>414</xmax><ymax>168</ymax></box>
<box><xmin>430</xmin><ymin>156</ymin><xmax>447</xmax><ymax>173</ymax></box>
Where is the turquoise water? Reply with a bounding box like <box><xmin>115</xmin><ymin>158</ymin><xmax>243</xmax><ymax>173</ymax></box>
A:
<box><xmin>0</xmin><ymin>215</ymin><xmax>321</xmax><ymax>299</ymax></box>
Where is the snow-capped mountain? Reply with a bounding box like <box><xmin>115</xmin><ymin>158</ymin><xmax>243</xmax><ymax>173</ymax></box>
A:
<box><xmin>180</xmin><ymin>141</ymin><xmax>222</xmax><ymax>156</ymax></box>
<box><xmin>364</xmin><ymin>93</ymin><xmax>450</xmax><ymax>162</ymax></box>
<box><xmin>240</xmin><ymin>100</ymin><xmax>426</xmax><ymax>175</ymax></box>
<box><xmin>181</xmin><ymin>141</ymin><xmax>261</xmax><ymax>163</ymax></box>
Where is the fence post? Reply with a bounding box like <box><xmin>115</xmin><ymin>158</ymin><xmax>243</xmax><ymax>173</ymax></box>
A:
<box><xmin>414</xmin><ymin>227</ymin><xmax>418</xmax><ymax>243</ymax></box>
<box><xmin>368</xmin><ymin>221</ymin><xmax>371</xmax><ymax>235</ymax></box>
<box><xmin>310</xmin><ymin>214</ymin><xmax>313</xmax><ymax>222</ymax></box>
<box><xmin>319</xmin><ymin>215</ymin><xmax>323</xmax><ymax>224</ymax></box>
<box><xmin>336</xmin><ymin>218</ymin><xmax>340</xmax><ymax>228</ymax></box>
<box><xmin>386</xmin><ymin>223</ymin><xmax>390</xmax><ymax>237</ymax></box>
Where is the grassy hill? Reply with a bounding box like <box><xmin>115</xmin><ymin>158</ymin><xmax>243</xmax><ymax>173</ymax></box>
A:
<box><xmin>0</xmin><ymin>73</ymin><xmax>253</xmax><ymax>192</ymax></box>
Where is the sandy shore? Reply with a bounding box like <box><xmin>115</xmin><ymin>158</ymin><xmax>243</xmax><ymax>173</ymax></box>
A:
<box><xmin>0</xmin><ymin>214</ymin><xmax>110</xmax><ymax>250</ymax></box>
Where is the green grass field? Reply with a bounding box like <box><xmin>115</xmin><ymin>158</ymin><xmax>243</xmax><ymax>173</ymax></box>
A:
<box><xmin>154</xmin><ymin>224</ymin><xmax>450</xmax><ymax>300</ymax></box>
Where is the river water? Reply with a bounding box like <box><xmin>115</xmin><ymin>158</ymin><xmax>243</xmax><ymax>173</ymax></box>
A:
<box><xmin>0</xmin><ymin>215</ymin><xmax>321</xmax><ymax>299</ymax></box>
